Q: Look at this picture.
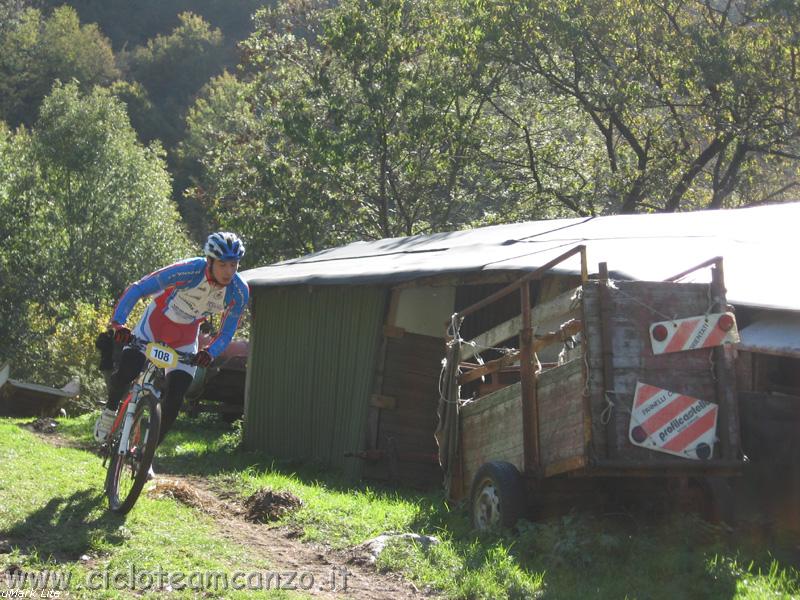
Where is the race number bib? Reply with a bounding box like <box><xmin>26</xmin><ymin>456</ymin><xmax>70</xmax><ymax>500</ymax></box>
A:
<box><xmin>145</xmin><ymin>342</ymin><xmax>178</xmax><ymax>369</ymax></box>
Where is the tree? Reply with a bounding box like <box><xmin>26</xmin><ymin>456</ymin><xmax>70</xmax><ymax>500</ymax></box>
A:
<box><xmin>0</xmin><ymin>0</ymin><xmax>37</xmax><ymax>33</ymax></box>
<box><xmin>177</xmin><ymin>71</ymin><xmax>256</xmax><ymax>240</ymax></box>
<box><xmin>480</xmin><ymin>0</ymin><xmax>800</xmax><ymax>213</ymax></box>
<box><xmin>185</xmin><ymin>0</ymin><xmax>503</xmax><ymax>264</ymax></box>
<box><xmin>0</xmin><ymin>5</ymin><xmax>119</xmax><ymax>127</ymax></box>
<box><xmin>0</xmin><ymin>82</ymin><xmax>193</xmax><ymax>382</ymax></box>
<box><xmin>46</xmin><ymin>0</ymin><xmax>271</xmax><ymax>52</ymax></box>
<box><xmin>124</xmin><ymin>12</ymin><xmax>229</xmax><ymax>148</ymax></box>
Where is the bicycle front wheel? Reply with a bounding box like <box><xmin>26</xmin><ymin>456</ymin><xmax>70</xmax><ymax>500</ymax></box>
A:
<box><xmin>105</xmin><ymin>392</ymin><xmax>161</xmax><ymax>514</ymax></box>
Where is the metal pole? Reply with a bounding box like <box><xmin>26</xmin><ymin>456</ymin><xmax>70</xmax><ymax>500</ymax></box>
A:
<box><xmin>664</xmin><ymin>256</ymin><xmax>723</xmax><ymax>282</ymax></box>
<box><xmin>520</xmin><ymin>281</ymin><xmax>539</xmax><ymax>474</ymax></box>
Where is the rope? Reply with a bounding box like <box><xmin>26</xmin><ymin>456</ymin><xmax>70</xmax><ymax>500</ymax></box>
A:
<box><xmin>600</xmin><ymin>393</ymin><xmax>615</xmax><ymax>425</ymax></box>
<box><xmin>439</xmin><ymin>313</ymin><xmax>482</xmax><ymax>406</ymax></box>
<box><xmin>599</xmin><ymin>390</ymin><xmax>631</xmax><ymax>425</ymax></box>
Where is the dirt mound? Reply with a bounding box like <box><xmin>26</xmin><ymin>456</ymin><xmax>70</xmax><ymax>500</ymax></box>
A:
<box><xmin>148</xmin><ymin>480</ymin><xmax>220</xmax><ymax>512</ymax></box>
<box><xmin>243</xmin><ymin>488</ymin><xmax>303</xmax><ymax>523</ymax></box>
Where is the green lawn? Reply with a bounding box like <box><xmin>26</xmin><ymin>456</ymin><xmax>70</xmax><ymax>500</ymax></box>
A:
<box><xmin>2</xmin><ymin>414</ymin><xmax>799</xmax><ymax>599</ymax></box>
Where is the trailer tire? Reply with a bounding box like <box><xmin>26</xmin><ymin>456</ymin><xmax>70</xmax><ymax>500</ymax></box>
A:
<box><xmin>470</xmin><ymin>461</ymin><xmax>525</xmax><ymax>531</ymax></box>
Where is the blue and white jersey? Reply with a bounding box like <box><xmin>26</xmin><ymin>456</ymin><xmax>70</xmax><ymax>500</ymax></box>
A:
<box><xmin>112</xmin><ymin>257</ymin><xmax>249</xmax><ymax>359</ymax></box>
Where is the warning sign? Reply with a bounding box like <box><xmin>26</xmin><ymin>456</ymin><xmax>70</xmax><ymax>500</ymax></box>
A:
<box><xmin>628</xmin><ymin>382</ymin><xmax>718</xmax><ymax>460</ymax></box>
<box><xmin>649</xmin><ymin>312</ymin><xmax>739</xmax><ymax>355</ymax></box>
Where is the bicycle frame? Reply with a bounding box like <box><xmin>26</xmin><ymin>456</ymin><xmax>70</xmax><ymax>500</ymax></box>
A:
<box><xmin>103</xmin><ymin>338</ymin><xmax>192</xmax><ymax>460</ymax></box>
<box><xmin>111</xmin><ymin>362</ymin><xmax>162</xmax><ymax>459</ymax></box>
<box><xmin>102</xmin><ymin>337</ymin><xmax>196</xmax><ymax>514</ymax></box>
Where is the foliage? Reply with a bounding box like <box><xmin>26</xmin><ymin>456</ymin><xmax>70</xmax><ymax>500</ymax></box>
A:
<box><xmin>176</xmin><ymin>71</ymin><xmax>257</xmax><ymax>240</ymax></box>
<box><xmin>184</xmin><ymin>0</ymin><xmax>800</xmax><ymax>266</ymax></box>
<box><xmin>184</xmin><ymin>0</ymin><xmax>506</xmax><ymax>264</ymax></box>
<box><xmin>0</xmin><ymin>5</ymin><xmax>119</xmax><ymax>127</ymax></box>
<box><xmin>46</xmin><ymin>0</ymin><xmax>273</xmax><ymax>52</ymax></box>
<box><xmin>0</xmin><ymin>0</ymin><xmax>39</xmax><ymax>33</ymax></box>
<box><xmin>1</xmin><ymin>0</ymin><xmax>799</xmax><ymax>386</ymax></box>
<box><xmin>479</xmin><ymin>0</ymin><xmax>800</xmax><ymax>213</ymax></box>
<box><xmin>32</xmin><ymin>82</ymin><xmax>193</xmax><ymax>301</ymax></box>
<box><xmin>23</xmin><ymin>301</ymin><xmax>111</xmax><ymax>403</ymax></box>
<box><xmin>0</xmin><ymin>82</ymin><xmax>193</xmax><ymax>384</ymax></box>
<box><xmin>124</xmin><ymin>12</ymin><xmax>229</xmax><ymax>148</ymax></box>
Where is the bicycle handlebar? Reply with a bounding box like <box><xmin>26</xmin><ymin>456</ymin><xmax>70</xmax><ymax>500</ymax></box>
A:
<box><xmin>128</xmin><ymin>335</ymin><xmax>198</xmax><ymax>365</ymax></box>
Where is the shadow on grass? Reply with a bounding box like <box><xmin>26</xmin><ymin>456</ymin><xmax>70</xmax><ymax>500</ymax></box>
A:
<box><xmin>153</xmin><ymin>417</ymin><xmax>437</xmax><ymax>499</ymax></box>
<box><xmin>4</xmin><ymin>488</ymin><xmax>128</xmax><ymax>562</ymax></box>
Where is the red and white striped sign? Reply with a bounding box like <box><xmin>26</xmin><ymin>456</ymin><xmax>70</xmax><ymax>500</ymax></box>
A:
<box><xmin>628</xmin><ymin>382</ymin><xmax>718</xmax><ymax>460</ymax></box>
<box><xmin>649</xmin><ymin>312</ymin><xmax>739</xmax><ymax>355</ymax></box>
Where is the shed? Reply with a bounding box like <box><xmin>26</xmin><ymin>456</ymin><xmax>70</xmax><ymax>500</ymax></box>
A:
<box><xmin>241</xmin><ymin>202</ymin><xmax>800</xmax><ymax>487</ymax></box>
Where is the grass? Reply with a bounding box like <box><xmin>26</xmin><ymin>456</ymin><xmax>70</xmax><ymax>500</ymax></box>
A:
<box><xmin>2</xmin><ymin>413</ymin><xmax>800</xmax><ymax>599</ymax></box>
<box><xmin>0</xmin><ymin>417</ymin><xmax>297</xmax><ymax>599</ymax></box>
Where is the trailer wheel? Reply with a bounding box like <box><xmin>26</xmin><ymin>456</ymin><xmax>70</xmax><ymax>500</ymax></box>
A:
<box><xmin>470</xmin><ymin>461</ymin><xmax>525</xmax><ymax>531</ymax></box>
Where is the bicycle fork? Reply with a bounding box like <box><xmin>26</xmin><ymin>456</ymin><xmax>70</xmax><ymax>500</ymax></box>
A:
<box><xmin>109</xmin><ymin>382</ymin><xmax>160</xmax><ymax>461</ymax></box>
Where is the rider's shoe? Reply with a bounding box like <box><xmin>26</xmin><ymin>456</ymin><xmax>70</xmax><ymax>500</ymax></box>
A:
<box><xmin>146</xmin><ymin>465</ymin><xmax>156</xmax><ymax>481</ymax></box>
<box><xmin>93</xmin><ymin>408</ymin><xmax>116</xmax><ymax>442</ymax></box>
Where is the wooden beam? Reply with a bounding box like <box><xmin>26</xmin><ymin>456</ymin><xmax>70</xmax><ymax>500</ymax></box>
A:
<box><xmin>532</xmin><ymin>319</ymin><xmax>582</xmax><ymax>353</ymax></box>
<box><xmin>520</xmin><ymin>282</ymin><xmax>538</xmax><ymax>474</ymax></box>
<box><xmin>457</xmin><ymin>351</ymin><xmax>520</xmax><ymax>384</ymax></box>
<box><xmin>460</xmin><ymin>287</ymin><xmax>582</xmax><ymax>360</ymax></box>
<box><xmin>597</xmin><ymin>263</ymin><xmax>620</xmax><ymax>459</ymax></box>
<box><xmin>456</xmin><ymin>319</ymin><xmax>583</xmax><ymax>386</ymax></box>
<box><xmin>712</xmin><ymin>265</ymin><xmax>740</xmax><ymax>460</ymax></box>
<box><xmin>386</xmin><ymin>289</ymin><xmax>401</xmax><ymax>327</ymax></box>
<box><xmin>456</xmin><ymin>245</ymin><xmax>586</xmax><ymax>321</ymax></box>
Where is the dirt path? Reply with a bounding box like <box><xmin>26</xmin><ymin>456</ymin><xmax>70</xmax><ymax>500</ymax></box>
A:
<box><xmin>149</xmin><ymin>475</ymin><xmax>426</xmax><ymax>600</ymax></box>
<box><xmin>29</xmin><ymin>425</ymin><xmax>428</xmax><ymax>599</ymax></box>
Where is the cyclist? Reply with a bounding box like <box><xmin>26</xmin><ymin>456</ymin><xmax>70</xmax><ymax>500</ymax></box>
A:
<box><xmin>93</xmin><ymin>232</ymin><xmax>250</xmax><ymax>475</ymax></box>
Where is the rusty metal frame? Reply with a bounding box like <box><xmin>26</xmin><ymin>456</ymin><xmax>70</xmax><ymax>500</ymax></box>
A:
<box><xmin>664</xmin><ymin>256</ymin><xmax>723</xmax><ymax>283</ymax></box>
<box><xmin>664</xmin><ymin>255</ymin><xmax>741</xmax><ymax>464</ymax></box>
<box><xmin>455</xmin><ymin>245</ymin><xmax>588</xmax><ymax>321</ymax></box>
<box><xmin>453</xmin><ymin>244</ymin><xmax>588</xmax><ymax>476</ymax></box>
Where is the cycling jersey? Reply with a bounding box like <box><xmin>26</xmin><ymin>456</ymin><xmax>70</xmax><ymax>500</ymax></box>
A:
<box><xmin>112</xmin><ymin>257</ymin><xmax>249</xmax><ymax>360</ymax></box>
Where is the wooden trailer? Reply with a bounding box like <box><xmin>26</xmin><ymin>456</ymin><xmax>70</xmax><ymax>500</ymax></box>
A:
<box><xmin>437</xmin><ymin>246</ymin><xmax>744</xmax><ymax>529</ymax></box>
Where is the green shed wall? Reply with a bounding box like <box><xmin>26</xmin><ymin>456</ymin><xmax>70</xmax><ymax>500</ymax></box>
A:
<box><xmin>243</xmin><ymin>285</ymin><xmax>387</xmax><ymax>478</ymax></box>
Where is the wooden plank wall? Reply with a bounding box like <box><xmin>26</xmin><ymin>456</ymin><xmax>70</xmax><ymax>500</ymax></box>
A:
<box><xmin>738</xmin><ymin>391</ymin><xmax>800</xmax><ymax>534</ymax></box>
<box><xmin>460</xmin><ymin>382</ymin><xmax>525</xmax><ymax>493</ymax></box>
<box><xmin>537</xmin><ymin>358</ymin><xmax>586</xmax><ymax>469</ymax></box>
<box><xmin>363</xmin><ymin>332</ymin><xmax>444</xmax><ymax>488</ymax></box>
<box><xmin>583</xmin><ymin>280</ymin><xmax>724</xmax><ymax>462</ymax></box>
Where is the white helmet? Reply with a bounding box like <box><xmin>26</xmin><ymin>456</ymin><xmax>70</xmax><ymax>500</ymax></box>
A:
<box><xmin>204</xmin><ymin>232</ymin><xmax>245</xmax><ymax>261</ymax></box>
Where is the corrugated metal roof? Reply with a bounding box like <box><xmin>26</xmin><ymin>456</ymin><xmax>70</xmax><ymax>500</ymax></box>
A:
<box><xmin>739</xmin><ymin>311</ymin><xmax>800</xmax><ymax>357</ymax></box>
<box><xmin>242</xmin><ymin>202</ymin><xmax>800</xmax><ymax>312</ymax></box>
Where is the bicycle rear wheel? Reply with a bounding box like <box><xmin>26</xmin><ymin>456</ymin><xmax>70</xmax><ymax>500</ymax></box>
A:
<box><xmin>105</xmin><ymin>392</ymin><xmax>161</xmax><ymax>514</ymax></box>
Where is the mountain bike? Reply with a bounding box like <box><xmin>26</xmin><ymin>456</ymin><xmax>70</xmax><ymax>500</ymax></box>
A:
<box><xmin>99</xmin><ymin>336</ymin><xmax>195</xmax><ymax>514</ymax></box>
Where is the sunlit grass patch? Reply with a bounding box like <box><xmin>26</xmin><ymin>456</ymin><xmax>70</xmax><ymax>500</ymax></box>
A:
<box><xmin>0</xmin><ymin>418</ymin><xmax>294</xmax><ymax>599</ymax></box>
